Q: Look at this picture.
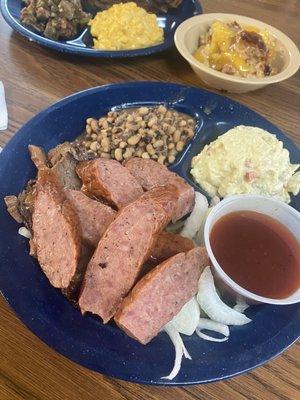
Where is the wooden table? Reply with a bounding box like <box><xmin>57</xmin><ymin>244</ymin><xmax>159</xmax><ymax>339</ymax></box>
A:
<box><xmin>0</xmin><ymin>0</ymin><xmax>299</xmax><ymax>399</ymax></box>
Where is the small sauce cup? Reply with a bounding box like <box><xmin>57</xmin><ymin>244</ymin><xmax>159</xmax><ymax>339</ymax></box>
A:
<box><xmin>204</xmin><ymin>194</ymin><xmax>300</xmax><ymax>305</ymax></box>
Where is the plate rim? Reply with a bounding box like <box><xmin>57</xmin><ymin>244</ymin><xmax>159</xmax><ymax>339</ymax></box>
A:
<box><xmin>0</xmin><ymin>288</ymin><xmax>299</xmax><ymax>387</ymax></box>
<box><xmin>0</xmin><ymin>0</ymin><xmax>202</xmax><ymax>57</ymax></box>
<box><xmin>0</xmin><ymin>81</ymin><xmax>299</xmax><ymax>386</ymax></box>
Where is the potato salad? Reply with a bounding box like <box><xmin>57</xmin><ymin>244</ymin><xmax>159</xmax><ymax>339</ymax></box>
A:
<box><xmin>191</xmin><ymin>125</ymin><xmax>300</xmax><ymax>203</ymax></box>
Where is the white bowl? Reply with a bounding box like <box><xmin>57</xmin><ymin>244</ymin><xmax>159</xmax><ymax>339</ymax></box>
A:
<box><xmin>204</xmin><ymin>195</ymin><xmax>300</xmax><ymax>305</ymax></box>
<box><xmin>174</xmin><ymin>13</ymin><xmax>300</xmax><ymax>93</ymax></box>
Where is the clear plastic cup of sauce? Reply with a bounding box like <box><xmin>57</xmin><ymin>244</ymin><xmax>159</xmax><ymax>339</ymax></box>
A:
<box><xmin>204</xmin><ymin>194</ymin><xmax>300</xmax><ymax>305</ymax></box>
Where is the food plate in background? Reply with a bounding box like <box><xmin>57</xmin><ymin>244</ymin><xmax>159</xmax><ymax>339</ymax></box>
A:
<box><xmin>0</xmin><ymin>0</ymin><xmax>202</xmax><ymax>57</ymax></box>
<box><xmin>0</xmin><ymin>82</ymin><xmax>299</xmax><ymax>385</ymax></box>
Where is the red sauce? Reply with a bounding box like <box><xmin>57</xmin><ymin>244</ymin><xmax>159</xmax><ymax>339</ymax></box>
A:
<box><xmin>210</xmin><ymin>211</ymin><xmax>300</xmax><ymax>299</ymax></box>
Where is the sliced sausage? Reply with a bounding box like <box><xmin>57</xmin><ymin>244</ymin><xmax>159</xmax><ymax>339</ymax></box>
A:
<box><xmin>140</xmin><ymin>231</ymin><xmax>195</xmax><ymax>278</ymax></box>
<box><xmin>32</xmin><ymin>170</ymin><xmax>83</xmax><ymax>295</ymax></box>
<box><xmin>78</xmin><ymin>185</ymin><xmax>178</xmax><ymax>323</ymax></box>
<box><xmin>64</xmin><ymin>190</ymin><xmax>183</xmax><ymax>253</ymax></box>
<box><xmin>114</xmin><ymin>247</ymin><xmax>209</xmax><ymax>344</ymax></box>
<box><xmin>125</xmin><ymin>158</ymin><xmax>195</xmax><ymax>222</ymax></box>
<box><xmin>149</xmin><ymin>231</ymin><xmax>195</xmax><ymax>264</ymax></box>
<box><xmin>65</xmin><ymin>189</ymin><xmax>116</xmax><ymax>248</ymax></box>
<box><xmin>76</xmin><ymin>158</ymin><xmax>143</xmax><ymax>209</ymax></box>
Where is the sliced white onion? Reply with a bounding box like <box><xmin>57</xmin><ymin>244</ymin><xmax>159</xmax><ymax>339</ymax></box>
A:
<box><xmin>197</xmin><ymin>267</ymin><xmax>251</xmax><ymax>326</ymax></box>
<box><xmin>18</xmin><ymin>226</ymin><xmax>32</xmax><ymax>239</ymax></box>
<box><xmin>198</xmin><ymin>318</ymin><xmax>229</xmax><ymax>336</ymax></box>
<box><xmin>182</xmin><ymin>342</ymin><xmax>191</xmax><ymax>360</ymax></box>
<box><xmin>162</xmin><ymin>322</ymin><xmax>192</xmax><ymax>380</ymax></box>
<box><xmin>181</xmin><ymin>192</ymin><xmax>208</xmax><ymax>240</ymax></box>
<box><xmin>234</xmin><ymin>297</ymin><xmax>250</xmax><ymax>313</ymax></box>
<box><xmin>194</xmin><ymin>206</ymin><xmax>212</xmax><ymax>246</ymax></box>
<box><xmin>170</xmin><ymin>297</ymin><xmax>200</xmax><ymax>336</ymax></box>
<box><xmin>196</xmin><ymin>318</ymin><xmax>229</xmax><ymax>342</ymax></box>
<box><xmin>210</xmin><ymin>196</ymin><xmax>220</xmax><ymax>207</ymax></box>
<box><xmin>196</xmin><ymin>331</ymin><xmax>228</xmax><ymax>342</ymax></box>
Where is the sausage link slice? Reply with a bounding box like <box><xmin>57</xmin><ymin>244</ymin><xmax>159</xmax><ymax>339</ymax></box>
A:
<box><xmin>76</xmin><ymin>158</ymin><xmax>143</xmax><ymax>209</ymax></box>
<box><xmin>32</xmin><ymin>172</ymin><xmax>82</xmax><ymax>294</ymax></box>
<box><xmin>150</xmin><ymin>231</ymin><xmax>195</xmax><ymax>264</ymax></box>
<box><xmin>79</xmin><ymin>185</ymin><xmax>178</xmax><ymax>323</ymax></box>
<box><xmin>65</xmin><ymin>189</ymin><xmax>116</xmax><ymax>248</ymax></box>
<box><xmin>125</xmin><ymin>157</ymin><xmax>195</xmax><ymax>222</ymax></box>
<box><xmin>114</xmin><ymin>247</ymin><xmax>209</xmax><ymax>344</ymax></box>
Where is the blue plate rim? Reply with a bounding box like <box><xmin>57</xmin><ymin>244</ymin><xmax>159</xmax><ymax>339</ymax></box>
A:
<box><xmin>0</xmin><ymin>0</ymin><xmax>202</xmax><ymax>57</ymax></box>
<box><xmin>0</xmin><ymin>288</ymin><xmax>299</xmax><ymax>387</ymax></box>
<box><xmin>0</xmin><ymin>81</ymin><xmax>299</xmax><ymax>386</ymax></box>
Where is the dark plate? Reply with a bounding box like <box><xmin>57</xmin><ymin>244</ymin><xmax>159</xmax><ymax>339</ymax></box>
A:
<box><xmin>0</xmin><ymin>82</ymin><xmax>299</xmax><ymax>385</ymax></box>
<box><xmin>0</xmin><ymin>0</ymin><xmax>202</xmax><ymax>57</ymax></box>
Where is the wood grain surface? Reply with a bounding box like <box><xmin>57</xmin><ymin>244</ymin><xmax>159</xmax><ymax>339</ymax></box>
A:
<box><xmin>0</xmin><ymin>0</ymin><xmax>299</xmax><ymax>399</ymax></box>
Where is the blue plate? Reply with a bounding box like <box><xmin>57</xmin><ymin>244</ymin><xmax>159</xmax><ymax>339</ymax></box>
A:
<box><xmin>0</xmin><ymin>82</ymin><xmax>299</xmax><ymax>385</ymax></box>
<box><xmin>0</xmin><ymin>0</ymin><xmax>202</xmax><ymax>57</ymax></box>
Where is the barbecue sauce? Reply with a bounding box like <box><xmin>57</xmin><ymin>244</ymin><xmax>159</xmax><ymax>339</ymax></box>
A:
<box><xmin>210</xmin><ymin>211</ymin><xmax>300</xmax><ymax>299</ymax></box>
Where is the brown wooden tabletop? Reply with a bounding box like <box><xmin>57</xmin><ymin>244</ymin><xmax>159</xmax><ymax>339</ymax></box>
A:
<box><xmin>0</xmin><ymin>0</ymin><xmax>299</xmax><ymax>399</ymax></box>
